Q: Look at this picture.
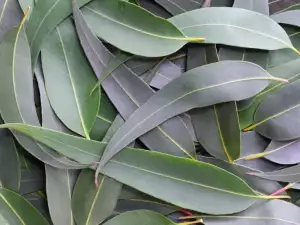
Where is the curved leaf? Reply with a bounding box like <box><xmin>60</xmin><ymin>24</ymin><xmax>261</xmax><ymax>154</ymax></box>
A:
<box><xmin>80</xmin><ymin>0</ymin><xmax>200</xmax><ymax>57</ymax></box>
<box><xmin>251</xmin><ymin>80</ymin><xmax>300</xmax><ymax>141</ymax></box>
<box><xmin>73</xmin><ymin>0</ymin><xmax>196</xmax><ymax>158</ymax></box>
<box><xmin>96</xmin><ymin>61</ymin><xmax>280</xmax><ymax>170</ymax></box>
<box><xmin>0</xmin><ymin>187</ymin><xmax>49</xmax><ymax>225</ymax></box>
<box><xmin>103</xmin><ymin>210</ymin><xmax>174</xmax><ymax>225</ymax></box>
<box><xmin>72</xmin><ymin>169</ymin><xmax>121</xmax><ymax>225</ymax></box>
<box><xmin>0</xmin><ymin>123</ymin><xmax>277</xmax><ymax>215</ymax></box>
<box><xmin>41</xmin><ymin>18</ymin><xmax>100</xmax><ymax>138</ymax></box>
<box><xmin>169</xmin><ymin>7</ymin><xmax>296</xmax><ymax>52</ymax></box>
<box><xmin>234</xmin><ymin>0</ymin><xmax>269</xmax><ymax>14</ymax></box>
<box><xmin>202</xmin><ymin>200</ymin><xmax>300</xmax><ymax>225</ymax></box>
<box><xmin>154</xmin><ymin>0</ymin><xmax>205</xmax><ymax>15</ymax></box>
<box><xmin>46</xmin><ymin>166</ymin><xmax>78</xmax><ymax>225</ymax></box>
<box><xmin>26</xmin><ymin>0</ymin><xmax>92</xmax><ymax>66</ymax></box>
<box><xmin>0</xmin><ymin>18</ymin><xmax>81</xmax><ymax>168</ymax></box>
<box><xmin>269</xmin><ymin>0</ymin><xmax>300</xmax><ymax>14</ymax></box>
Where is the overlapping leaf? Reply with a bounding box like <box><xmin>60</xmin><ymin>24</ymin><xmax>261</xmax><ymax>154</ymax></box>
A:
<box><xmin>169</xmin><ymin>7</ymin><xmax>296</xmax><ymax>52</ymax></box>
<box><xmin>41</xmin><ymin>18</ymin><xmax>100</xmax><ymax>138</ymax></box>
<box><xmin>0</xmin><ymin>123</ymin><xmax>278</xmax><ymax>215</ymax></box>
<box><xmin>96</xmin><ymin>61</ymin><xmax>282</xmax><ymax>170</ymax></box>
<box><xmin>154</xmin><ymin>0</ymin><xmax>205</xmax><ymax>15</ymax></box>
<box><xmin>73</xmin><ymin>0</ymin><xmax>196</xmax><ymax>158</ymax></box>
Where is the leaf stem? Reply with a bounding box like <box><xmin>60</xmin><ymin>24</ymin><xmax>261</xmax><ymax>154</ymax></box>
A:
<box><xmin>177</xmin><ymin>219</ymin><xmax>203</xmax><ymax>225</ymax></box>
<box><xmin>270</xmin><ymin>183</ymin><xmax>296</xmax><ymax>196</ymax></box>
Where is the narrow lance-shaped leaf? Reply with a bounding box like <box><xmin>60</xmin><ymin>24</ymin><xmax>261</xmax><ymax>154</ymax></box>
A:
<box><xmin>269</xmin><ymin>0</ymin><xmax>300</xmax><ymax>14</ymax></box>
<box><xmin>0</xmin><ymin>123</ymin><xmax>285</xmax><ymax>215</ymax></box>
<box><xmin>26</xmin><ymin>0</ymin><xmax>93</xmax><ymax>67</ymax></box>
<box><xmin>80</xmin><ymin>0</ymin><xmax>203</xmax><ymax>57</ymax></box>
<box><xmin>41</xmin><ymin>18</ymin><xmax>100</xmax><ymax>138</ymax></box>
<box><xmin>154</xmin><ymin>0</ymin><xmax>205</xmax><ymax>15</ymax></box>
<box><xmin>73</xmin><ymin>0</ymin><xmax>196</xmax><ymax>158</ymax></box>
<box><xmin>271</xmin><ymin>10</ymin><xmax>300</xmax><ymax>27</ymax></box>
<box><xmin>185</xmin><ymin>200</ymin><xmax>300</xmax><ymax>225</ymax></box>
<box><xmin>0</xmin><ymin>187</ymin><xmax>50</xmax><ymax>225</ymax></box>
<box><xmin>169</xmin><ymin>7</ymin><xmax>299</xmax><ymax>53</ymax></box>
<box><xmin>96</xmin><ymin>61</ymin><xmax>283</xmax><ymax>171</ymax></box>
<box><xmin>0</xmin><ymin>10</ymin><xmax>80</xmax><ymax>168</ymax></box>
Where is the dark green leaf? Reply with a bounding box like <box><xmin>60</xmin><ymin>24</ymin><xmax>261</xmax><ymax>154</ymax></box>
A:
<box><xmin>46</xmin><ymin>166</ymin><xmax>78</xmax><ymax>225</ymax></box>
<box><xmin>41</xmin><ymin>18</ymin><xmax>100</xmax><ymax>138</ymax></box>
<box><xmin>72</xmin><ymin>169</ymin><xmax>122</xmax><ymax>225</ymax></box>
<box><xmin>80</xmin><ymin>0</ymin><xmax>197</xmax><ymax>57</ymax></box>
<box><xmin>0</xmin><ymin>187</ymin><xmax>50</xmax><ymax>224</ymax></box>
<box><xmin>0</xmin><ymin>123</ymin><xmax>273</xmax><ymax>215</ymax></box>
<box><xmin>97</xmin><ymin>61</ymin><xmax>279</xmax><ymax>170</ymax></box>
<box><xmin>169</xmin><ymin>7</ymin><xmax>297</xmax><ymax>52</ymax></box>
<box><xmin>73</xmin><ymin>0</ymin><xmax>196</xmax><ymax>158</ymax></box>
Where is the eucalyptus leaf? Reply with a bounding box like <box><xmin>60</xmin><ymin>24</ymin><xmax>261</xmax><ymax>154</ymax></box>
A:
<box><xmin>169</xmin><ymin>7</ymin><xmax>297</xmax><ymax>52</ymax></box>
<box><xmin>269</xmin><ymin>0</ymin><xmax>300</xmax><ymax>14</ymax></box>
<box><xmin>272</xmin><ymin>10</ymin><xmax>300</xmax><ymax>27</ymax></box>
<box><xmin>0</xmin><ymin>187</ymin><xmax>50</xmax><ymax>225</ymax></box>
<box><xmin>0</xmin><ymin>123</ymin><xmax>274</xmax><ymax>215</ymax></box>
<box><xmin>96</xmin><ymin>61</ymin><xmax>280</xmax><ymax>170</ymax></box>
<box><xmin>81</xmin><ymin>0</ymin><xmax>199</xmax><ymax>57</ymax></box>
<box><xmin>154</xmin><ymin>0</ymin><xmax>204</xmax><ymax>15</ymax></box>
<box><xmin>72</xmin><ymin>169</ymin><xmax>122</xmax><ymax>225</ymax></box>
<box><xmin>203</xmin><ymin>200</ymin><xmax>300</xmax><ymax>225</ymax></box>
<box><xmin>73</xmin><ymin>0</ymin><xmax>196</xmax><ymax>158</ymax></box>
<box><xmin>41</xmin><ymin>18</ymin><xmax>100</xmax><ymax>138</ymax></box>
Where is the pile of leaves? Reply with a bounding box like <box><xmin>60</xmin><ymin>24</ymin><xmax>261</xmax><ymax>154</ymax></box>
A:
<box><xmin>1</xmin><ymin>0</ymin><xmax>300</xmax><ymax>224</ymax></box>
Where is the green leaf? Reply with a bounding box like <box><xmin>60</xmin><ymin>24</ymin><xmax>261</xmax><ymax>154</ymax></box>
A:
<box><xmin>96</xmin><ymin>61</ymin><xmax>280</xmax><ymax>170</ymax></box>
<box><xmin>250</xmin><ymin>80</ymin><xmax>300</xmax><ymax>140</ymax></box>
<box><xmin>45</xmin><ymin>166</ymin><xmax>78</xmax><ymax>225</ymax></box>
<box><xmin>26</xmin><ymin>0</ymin><xmax>92</xmax><ymax>67</ymax></box>
<box><xmin>196</xmin><ymin>200</ymin><xmax>300</xmax><ymax>225</ymax></box>
<box><xmin>80</xmin><ymin>0</ymin><xmax>202</xmax><ymax>57</ymax></box>
<box><xmin>271</xmin><ymin>10</ymin><xmax>300</xmax><ymax>27</ymax></box>
<box><xmin>0</xmin><ymin>19</ymin><xmax>78</xmax><ymax>168</ymax></box>
<box><xmin>72</xmin><ymin>169</ymin><xmax>122</xmax><ymax>225</ymax></box>
<box><xmin>41</xmin><ymin>18</ymin><xmax>100</xmax><ymax>138</ymax></box>
<box><xmin>103</xmin><ymin>210</ymin><xmax>174</xmax><ymax>225</ymax></box>
<box><xmin>269</xmin><ymin>0</ymin><xmax>300</xmax><ymax>14</ymax></box>
<box><xmin>234</xmin><ymin>0</ymin><xmax>269</xmax><ymax>14</ymax></box>
<box><xmin>73</xmin><ymin>0</ymin><xmax>196</xmax><ymax>158</ymax></box>
<box><xmin>0</xmin><ymin>123</ymin><xmax>276</xmax><ymax>215</ymax></box>
<box><xmin>169</xmin><ymin>7</ymin><xmax>297</xmax><ymax>53</ymax></box>
<box><xmin>0</xmin><ymin>0</ymin><xmax>22</xmax><ymax>41</ymax></box>
<box><xmin>0</xmin><ymin>187</ymin><xmax>50</xmax><ymax>225</ymax></box>
<box><xmin>0</xmin><ymin>117</ymin><xmax>20</xmax><ymax>192</ymax></box>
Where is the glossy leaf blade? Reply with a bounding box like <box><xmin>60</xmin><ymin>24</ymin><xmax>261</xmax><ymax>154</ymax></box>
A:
<box><xmin>169</xmin><ymin>7</ymin><xmax>294</xmax><ymax>51</ymax></box>
<box><xmin>103</xmin><ymin>210</ymin><xmax>174</xmax><ymax>225</ymax></box>
<box><xmin>72</xmin><ymin>169</ymin><xmax>121</xmax><ymax>225</ymax></box>
<box><xmin>0</xmin><ymin>187</ymin><xmax>49</xmax><ymax>225</ymax></box>
<box><xmin>41</xmin><ymin>18</ymin><xmax>100</xmax><ymax>138</ymax></box>
<box><xmin>73</xmin><ymin>0</ymin><xmax>195</xmax><ymax>158</ymax></box>
<box><xmin>97</xmin><ymin>61</ymin><xmax>277</xmax><ymax>169</ymax></box>
<box><xmin>0</xmin><ymin>123</ymin><xmax>266</xmax><ymax>215</ymax></box>
<box><xmin>26</xmin><ymin>0</ymin><xmax>92</xmax><ymax>66</ymax></box>
<box><xmin>204</xmin><ymin>200</ymin><xmax>300</xmax><ymax>225</ymax></box>
<box><xmin>46</xmin><ymin>166</ymin><xmax>78</xmax><ymax>225</ymax></box>
<box><xmin>253</xmin><ymin>80</ymin><xmax>300</xmax><ymax>141</ymax></box>
<box><xmin>81</xmin><ymin>0</ymin><xmax>190</xmax><ymax>57</ymax></box>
